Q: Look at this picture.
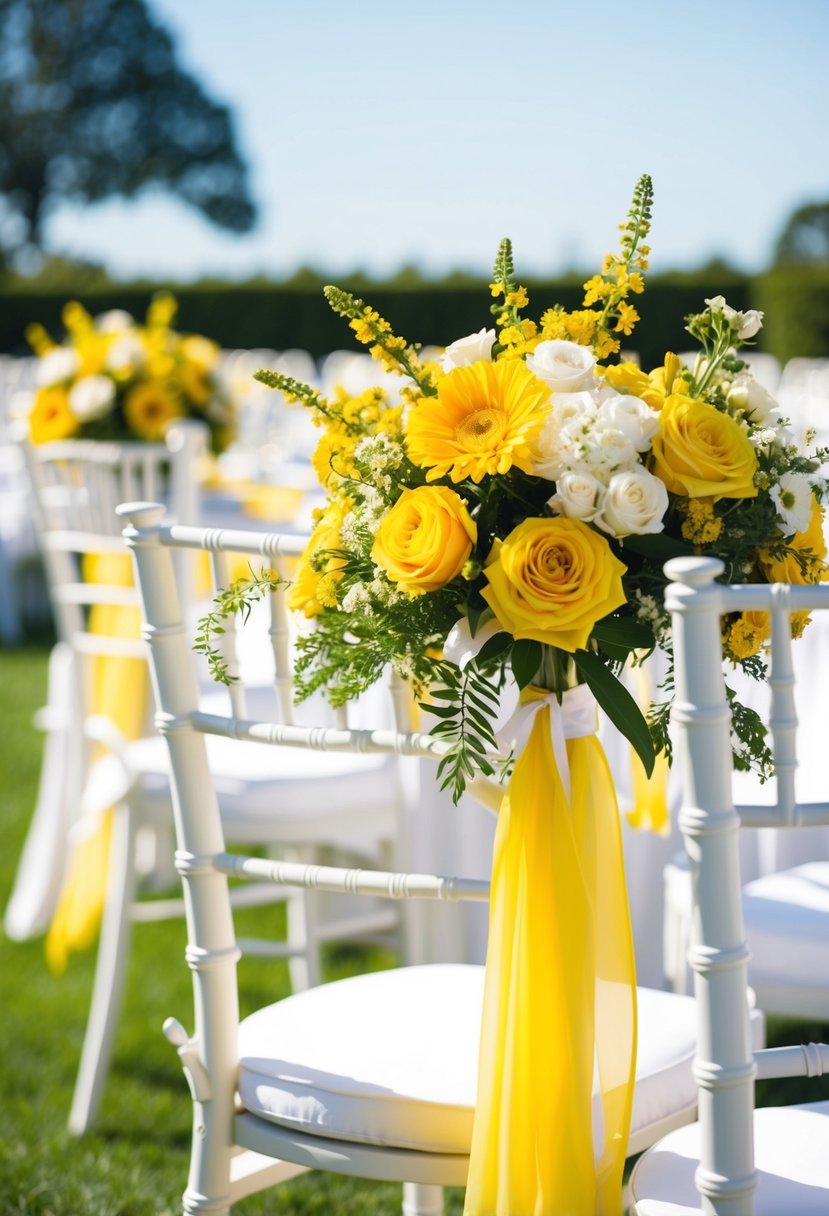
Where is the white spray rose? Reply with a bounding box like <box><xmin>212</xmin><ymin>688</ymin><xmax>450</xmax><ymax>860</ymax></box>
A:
<box><xmin>770</xmin><ymin>472</ymin><xmax>814</xmax><ymax>536</ymax></box>
<box><xmin>525</xmin><ymin>339</ymin><xmax>597</xmax><ymax>392</ymax></box>
<box><xmin>594</xmin><ymin>467</ymin><xmax>669</xmax><ymax>538</ymax></box>
<box><xmin>35</xmin><ymin>347</ymin><xmax>80</xmax><ymax>387</ymax></box>
<box><xmin>726</xmin><ymin>373</ymin><xmax>779</xmax><ymax>424</ymax></box>
<box><xmin>439</xmin><ymin>328</ymin><xmax>495</xmax><ymax>371</ymax></box>
<box><xmin>68</xmin><ymin>375</ymin><xmax>116</xmax><ymax>421</ymax></box>
<box><xmin>547</xmin><ymin>470</ymin><xmax>605</xmax><ymax>522</ymax></box>
<box><xmin>106</xmin><ymin>333</ymin><xmax>146</xmax><ymax>373</ymax></box>
<box><xmin>578</xmin><ymin>422</ymin><xmax>637</xmax><ymax>477</ymax></box>
<box><xmin>525</xmin><ymin>391</ymin><xmax>597</xmax><ymax>481</ymax></box>
<box><xmin>95</xmin><ymin>309</ymin><xmax>135</xmax><ymax>334</ymax></box>
<box><xmin>596</xmin><ymin>393</ymin><xmax>659</xmax><ymax>452</ymax></box>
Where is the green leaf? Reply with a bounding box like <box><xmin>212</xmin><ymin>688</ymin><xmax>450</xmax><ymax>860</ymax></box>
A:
<box><xmin>475</xmin><ymin>631</ymin><xmax>512</xmax><ymax>667</ymax></box>
<box><xmin>573</xmin><ymin>649</ymin><xmax>656</xmax><ymax>777</ymax></box>
<box><xmin>620</xmin><ymin>532</ymin><xmax>694</xmax><ymax>561</ymax></box>
<box><xmin>511</xmin><ymin>639</ymin><xmax>542</xmax><ymax>689</ymax></box>
<box><xmin>591</xmin><ymin>616</ymin><xmax>655</xmax><ymax>651</ymax></box>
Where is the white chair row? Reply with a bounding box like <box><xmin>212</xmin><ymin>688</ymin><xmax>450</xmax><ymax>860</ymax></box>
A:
<box><xmin>4</xmin><ymin>424</ymin><xmax>405</xmax><ymax>1137</ymax></box>
<box><xmin>630</xmin><ymin>558</ymin><xmax>829</xmax><ymax>1213</ymax></box>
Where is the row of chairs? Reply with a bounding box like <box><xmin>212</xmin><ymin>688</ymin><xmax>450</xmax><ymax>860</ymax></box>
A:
<box><xmin>5</xmin><ymin>425</ymin><xmax>829</xmax><ymax>1211</ymax></box>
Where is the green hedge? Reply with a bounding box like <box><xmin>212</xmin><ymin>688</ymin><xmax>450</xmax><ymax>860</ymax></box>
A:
<box><xmin>752</xmin><ymin>268</ymin><xmax>829</xmax><ymax>363</ymax></box>
<box><xmin>0</xmin><ymin>271</ymin><xmax>808</xmax><ymax>370</ymax></box>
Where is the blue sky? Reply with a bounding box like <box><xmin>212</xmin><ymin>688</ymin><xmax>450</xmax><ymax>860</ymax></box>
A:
<box><xmin>47</xmin><ymin>0</ymin><xmax>829</xmax><ymax>282</ymax></box>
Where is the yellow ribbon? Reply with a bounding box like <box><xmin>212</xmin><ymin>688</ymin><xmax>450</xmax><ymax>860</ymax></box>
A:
<box><xmin>464</xmin><ymin>687</ymin><xmax>637</xmax><ymax>1216</ymax></box>
<box><xmin>626</xmin><ymin>662</ymin><xmax>670</xmax><ymax>836</ymax></box>
<box><xmin>46</xmin><ymin>552</ymin><xmax>147</xmax><ymax>973</ymax></box>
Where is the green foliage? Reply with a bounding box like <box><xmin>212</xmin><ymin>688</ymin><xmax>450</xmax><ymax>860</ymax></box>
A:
<box><xmin>773</xmin><ymin>200</ymin><xmax>829</xmax><ymax>266</ymax></box>
<box><xmin>0</xmin><ymin>0</ymin><xmax>256</xmax><ymax>269</ymax></box>
<box><xmin>423</xmin><ymin>661</ymin><xmax>507</xmax><ymax>805</ymax></box>
<box><xmin>0</xmin><ymin>275</ymin><xmax>759</xmax><ymax>362</ymax></box>
<box><xmin>194</xmin><ymin>568</ymin><xmax>285</xmax><ymax>685</ymax></box>
<box><xmin>753</xmin><ymin>267</ymin><xmax>829</xmax><ymax>362</ymax></box>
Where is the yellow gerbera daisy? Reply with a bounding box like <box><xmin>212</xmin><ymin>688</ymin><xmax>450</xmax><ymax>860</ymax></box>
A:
<box><xmin>29</xmin><ymin>387</ymin><xmax>79</xmax><ymax>444</ymax></box>
<box><xmin>123</xmin><ymin>381</ymin><xmax>183</xmax><ymax>441</ymax></box>
<box><xmin>406</xmin><ymin>358</ymin><xmax>550</xmax><ymax>483</ymax></box>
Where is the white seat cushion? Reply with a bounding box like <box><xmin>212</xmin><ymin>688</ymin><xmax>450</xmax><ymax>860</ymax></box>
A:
<box><xmin>630</xmin><ymin>1102</ymin><xmax>829</xmax><ymax>1214</ymax></box>
<box><xmin>237</xmin><ymin>965</ymin><xmax>749</xmax><ymax>1155</ymax></box>
<box><xmin>119</xmin><ymin>684</ymin><xmax>398</xmax><ymax>842</ymax></box>
<box><xmin>743</xmin><ymin>863</ymin><xmax>829</xmax><ymax>986</ymax></box>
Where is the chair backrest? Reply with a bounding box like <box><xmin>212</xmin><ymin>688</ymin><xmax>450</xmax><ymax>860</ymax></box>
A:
<box><xmin>21</xmin><ymin>420</ymin><xmax>207</xmax><ymax>652</ymax></box>
<box><xmin>664</xmin><ymin>555</ymin><xmax>829</xmax><ymax>1212</ymax></box>
<box><xmin>118</xmin><ymin>502</ymin><xmax>489</xmax><ymax>1196</ymax></box>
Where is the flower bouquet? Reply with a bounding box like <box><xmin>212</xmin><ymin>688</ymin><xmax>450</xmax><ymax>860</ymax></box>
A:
<box><xmin>199</xmin><ymin>175</ymin><xmax>827</xmax><ymax>1214</ymax></box>
<box><xmin>25</xmin><ymin>293</ymin><xmax>234</xmax><ymax>453</ymax></box>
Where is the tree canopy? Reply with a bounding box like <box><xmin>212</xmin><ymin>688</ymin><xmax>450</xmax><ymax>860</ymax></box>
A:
<box><xmin>774</xmin><ymin>201</ymin><xmax>829</xmax><ymax>267</ymax></box>
<box><xmin>0</xmin><ymin>0</ymin><xmax>257</xmax><ymax>268</ymax></box>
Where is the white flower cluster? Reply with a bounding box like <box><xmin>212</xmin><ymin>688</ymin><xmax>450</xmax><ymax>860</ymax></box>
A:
<box><xmin>524</xmin><ymin>340</ymin><xmax>668</xmax><ymax>539</ymax></box>
<box><xmin>353</xmin><ymin>432</ymin><xmax>406</xmax><ymax>495</ymax></box>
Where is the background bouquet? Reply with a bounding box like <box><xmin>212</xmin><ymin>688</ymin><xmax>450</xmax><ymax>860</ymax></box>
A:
<box><xmin>24</xmin><ymin>293</ymin><xmax>234</xmax><ymax>453</ymax></box>
<box><xmin>203</xmin><ymin>174</ymin><xmax>828</xmax><ymax>796</ymax></box>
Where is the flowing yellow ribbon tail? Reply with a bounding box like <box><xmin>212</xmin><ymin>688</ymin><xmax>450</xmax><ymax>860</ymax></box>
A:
<box><xmin>46</xmin><ymin>552</ymin><xmax>147</xmax><ymax>974</ymax></box>
<box><xmin>627</xmin><ymin>662</ymin><xmax>670</xmax><ymax>836</ymax></box>
<box><xmin>464</xmin><ymin>696</ymin><xmax>637</xmax><ymax>1216</ymax></box>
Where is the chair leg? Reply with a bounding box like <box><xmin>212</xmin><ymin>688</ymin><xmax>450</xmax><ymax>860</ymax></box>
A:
<box><xmin>402</xmin><ymin>1183</ymin><xmax>444</xmax><ymax>1215</ymax></box>
<box><xmin>68</xmin><ymin>803</ymin><xmax>138</xmax><ymax>1135</ymax></box>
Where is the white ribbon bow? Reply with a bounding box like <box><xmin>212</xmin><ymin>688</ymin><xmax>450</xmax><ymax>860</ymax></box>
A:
<box><xmin>497</xmin><ymin>683</ymin><xmax>598</xmax><ymax>805</ymax></box>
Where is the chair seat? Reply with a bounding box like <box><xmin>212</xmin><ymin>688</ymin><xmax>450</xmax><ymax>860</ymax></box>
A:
<box><xmin>629</xmin><ymin>1101</ymin><xmax>829</xmax><ymax>1214</ymax></box>
<box><xmin>237</xmin><ymin>965</ymin><xmax>761</xmax><ymax>1156</ymax></box>
<box><xmin>743</xmin><ymin>862</ymin><xmax>829</xmax><ymax>986</ymax></box>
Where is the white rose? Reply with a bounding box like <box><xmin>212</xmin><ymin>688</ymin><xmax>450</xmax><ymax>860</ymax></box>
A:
<box><xmin>770</xmin><ymin>472</ymin><xmax>814</xmax><ymax>536</ymax></box>
<box><xmin>68</xmin><ymin>375</ymin><xmax>116</xmax><ymax>422</ymax></box>
<box><xmin>525</xmin><ymin>339</ymin><xmax>596</xmax><ymax>392</ymax></box>
<box><xmin>726</xmin><ymin>373</ymin><xmax>779</xmax><ymax>423</ymax></box>
<box><xmin>596</xmin><ymin>393</ymin><xmax>659</xmax><ymax>452</ymax></box>
<box><xmin>439</xmin><ymin>328</ymin><xmax>495</xmax><ymax>371</ymax></box>
<box><xmin>547</xmin><ymin>470</ymin><xmax>605</xmax><ymax>522</ymax></box>
<box><xmin>95</xmin><ymin>309</ymin><xmax>135</xmax><ymax>334</ymax></box>
<box><xmin>35</xmin><ymin>347</ymin><xmax>80</xmax><ymax>387</ymax></box>
<box><xmin>525</xmin><ymin>390</ymin><xmax>597</xmax><ymax>480</ymax></box>
<box><xmin>594</xmin><ymin>467</ymin><xmax>669</xmax><ymax>538</ymax></box>
<box><xmin>105</xmin><ymin>333</ymin><xmax>146</xmax><ymax>373</ymax></box>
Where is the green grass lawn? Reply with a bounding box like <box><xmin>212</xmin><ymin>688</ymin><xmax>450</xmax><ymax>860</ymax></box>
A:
<box><xmin>1</xmin><ymin>644</ymin><xmax>827</xmax><ymax>1216</ymax></box>
<box><xmin>0</xmin><ymin>643</ymin><xmax>467</xmax><ymax>1216</ymax></box>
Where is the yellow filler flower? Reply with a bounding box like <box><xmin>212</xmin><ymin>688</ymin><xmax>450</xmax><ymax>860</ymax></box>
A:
<box><xmin>405</xmin><ymin>358</ymin><xmax>550</xmax><ymax>483</ymax></box>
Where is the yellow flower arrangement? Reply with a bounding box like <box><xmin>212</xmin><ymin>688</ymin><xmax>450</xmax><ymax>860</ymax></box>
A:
<box><xmin>24</xmin><ymin>294</ymin><xmax>235</xmax><ymax>452</ymax></box>
<box><xmin>203</xmin><ymin>172</ymin><xmax>828</xmax><ymax>795</ymax></box>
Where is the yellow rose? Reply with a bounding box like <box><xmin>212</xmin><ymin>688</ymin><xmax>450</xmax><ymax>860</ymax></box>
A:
<box><xmin>760</xmin><ymin>494</ymin><xmax>827</xmax><ymax>585</ymax></box>
<box><xmin>602</xmin><ymin>354</ymin><xmax>685</xmax><ymax>411</ymax></box>
<box><xmin>288</xmin><ymin>498</ymin><xmax>350</xmax><ymax>618</ymax></box>
<box><xmin>372</xmin><ymin>486</ymin><xmax>476</xmax><ymax>595</ymax></box>
<box><xmin>650</xmin><ymin>393</ymin><xmax>758</xmax><ymax>501</ymax></box>
<box><xmin>28</xmin><ymin>387</ymin><xmax>79</xmax><ymax>444</ymax></box>
<box><xmin>481</xmin><ymin>516</ymin><xmax>627</xmax><ymax>651</ymax></box>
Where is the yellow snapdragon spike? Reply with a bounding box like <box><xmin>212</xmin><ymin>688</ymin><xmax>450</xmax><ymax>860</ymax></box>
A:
<box><xmin>464</xmin><ymin>702</ymin><xmax>636</xmax><ymax>1216</ymax></box>
<box><xmin>46</xmin><ymin>552</ymin><xmax>147</xmax><ymax>973</ymax></box>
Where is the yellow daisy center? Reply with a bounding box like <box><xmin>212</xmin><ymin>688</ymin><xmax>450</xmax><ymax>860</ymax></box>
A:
<box><xmin>455</xmin><ymin>407</ymin><xmax>508</xmax><ymax>450</ymax></box>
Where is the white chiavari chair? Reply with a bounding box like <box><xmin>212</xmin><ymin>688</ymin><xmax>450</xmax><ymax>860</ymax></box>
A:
<box><xmin>5</xmin><ymin>423</ymin><xmax>404</xmax><ymax>1137</ymax></box>
<box><xmin>120</xmin><ymin>506</ymin><xmax>765</xmax><ymax>1216</ymax></box>
<box><xmin>630</xmin><ymin>556</ymin><xmax>829</xmax><ymax>1215</ymax></box>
